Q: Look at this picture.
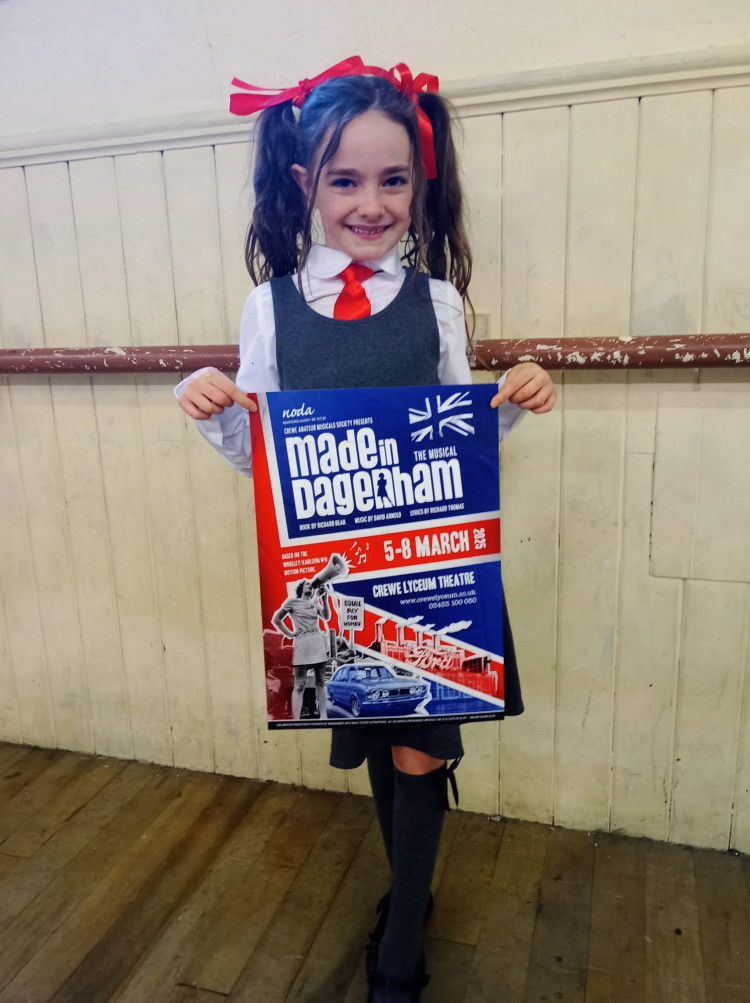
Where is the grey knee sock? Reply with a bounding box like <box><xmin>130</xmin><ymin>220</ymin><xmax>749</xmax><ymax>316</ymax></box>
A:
<box><xmin>367</xmin><ymin>748</ymin><xmax>396</xmax><ymax>867</ymax></box>
<box><xmin>376</xmin><ymin>765</ymin><xmax>446</xmax><ymax>983</ymax></box>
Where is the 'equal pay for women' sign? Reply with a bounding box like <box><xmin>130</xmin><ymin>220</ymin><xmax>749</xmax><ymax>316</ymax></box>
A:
<box><xmin>249</xmin><ymin>385</ymin><xmax>505</xmax><ymax>729</ymax></box>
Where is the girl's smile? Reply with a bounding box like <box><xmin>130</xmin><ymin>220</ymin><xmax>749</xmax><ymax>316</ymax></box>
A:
<box><xmin>292</xmin><ymin>110</ymin><xmax>414</xmax><ymax>261</ymax></box>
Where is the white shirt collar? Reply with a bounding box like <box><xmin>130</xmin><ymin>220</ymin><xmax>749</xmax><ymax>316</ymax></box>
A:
<box><xmin>305</xmin><ymin>243</ymin><xmax>403</xmax><ymax>280</ymax></box>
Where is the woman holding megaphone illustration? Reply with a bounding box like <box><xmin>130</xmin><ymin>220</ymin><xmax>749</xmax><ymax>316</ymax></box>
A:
<box><xmin>271</xmin><ymin>554</ymin><xmax>348</xmax><ymax>720</ymax></box>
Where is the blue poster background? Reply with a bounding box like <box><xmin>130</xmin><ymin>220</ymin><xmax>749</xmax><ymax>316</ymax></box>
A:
<box><xmin>267</xmin><ymin>385</ymin><xmax>499</xmax><ymax>541</ymax></box>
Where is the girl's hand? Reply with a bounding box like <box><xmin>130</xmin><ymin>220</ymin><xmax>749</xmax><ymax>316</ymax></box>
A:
<box><xmin>178</xmin><ymin>368</ymin><xmax>257</xmax><ymax>420</ymax></box>
<box><xmin>490</xmin><ymin>363</ymin><xmax>557</xmax><ymax>414</ymax></box>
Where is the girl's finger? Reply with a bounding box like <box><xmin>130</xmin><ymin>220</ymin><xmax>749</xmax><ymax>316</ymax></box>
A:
<box><xmin>515</xmin><ymin>388</ymin><xmax>549</xmax><ymax>410</ymax></box>
<box><xmin>508</xmin><ymin>379</ymin><xmax>545</xmax><ymax>404</ymax></box>
<box><xmin>529</xmin><ymin>388</ymin><xmax>558</xmax><ymax>413</ymax></box>
<box><xmin>532</xmin><ymin>397</ymin><xmax>556</xmax><ymax>414</ymax></box>
<box><xmin>179</xmin><ymin>398</ymin><xmax>210</xmax><ymax>420</ymax></box>
<box><xmin>491</xmin><ymin>373</ymin><xmax>525</xmax><ymax>406</ymax></box>
<box><xmin>192</xmin><ymin>393</ymin><xmax>226</xmax><ymax>416</ymax></box>
<box><xmin>201</xmin><ymin>383</ymin><xmax>236</xmax><ymax>408</ymax></box>
<box><xmin>228</xmin><ymin>386</ymin><xmax>257</xmax><ymax>411</ymax></box>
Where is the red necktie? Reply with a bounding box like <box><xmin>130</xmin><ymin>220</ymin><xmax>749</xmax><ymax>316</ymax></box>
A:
<box><xmin>334</xmin><ymin>264</ymin><xmax>374</xmax><ymax>320</ymax></box>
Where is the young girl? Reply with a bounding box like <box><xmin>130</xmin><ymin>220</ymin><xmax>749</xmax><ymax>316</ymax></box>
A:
<box><xmin>176</xmin><ymin>58</ymin><xmax>556</xmax><ymax>1003</ymax></box>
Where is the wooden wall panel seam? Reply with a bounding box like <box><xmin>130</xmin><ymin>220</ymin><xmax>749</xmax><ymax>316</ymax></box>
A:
<box><xmin>0</xmin><ymin>395</ymin><xmax>54</xmax><ymax>744</ymax></box>
<box><xmin>209</xmin><ymin>146</ymin><xmax>230</xmax><ymax>344</ymax></box>
<box><xmin>64</xmin><ymin>162</ymin><xmax>92</xmax><ymax>348</ymax></box>
<box><xmin>728</xmin><ymin>587</ymin><xmax>750</xmax><ymax>849</ymax></box>
<box><xmin>20</xmin><ymin>167</ymin><xmax>45</xmax><ymax>349</ymax></box>
<box><xmin>665</xmin><ymin>580</ymin><xmax>688</xmax><ymax>844</ymax></box>
<box><xmin>134</xmin><ymin>377</ymin><xmax>176</xmax><ymax>767</ymax></box>
<box><xmin>699</xmin><ymin>89</ymin><xmax>717</xmax><ymax>339</ymax></box>
<box><xmin>552</xmin><ymin>105</ymin><xmax>572</xmax><ymax>825</ymax></box>
<box><xmin>185</xmin><ymin>430</ymin><xmax>218</xmax><ymax>773</ymax></box>
<box><xmin>89</xmin><ymin>385</ymin><xmax>137</xmax><ymax>760</ymax></box>
<box><xmin>157</xmin><ymin>153</ymin><xmax>182</xmax><ymax>348</ymax></box>
<box><xmin>607</xmin><ymin>409</ymin><xmax>630</xmax><ymax>831</ymax></box>
<box><xmin>0</xmin><ymin>595</ymin><xmax>22</xmax><ymax>743</ymax></box>
<box><xmin>47</xmin><ymin>383</ymin><xmax>97</xmax><ymax>746</ymax></box>
<box><xmin>111</xmin><ymin>156</ymin><xmax>137</xmax><ymax>346</ymax></box>
<box><xmin>232</xmin><ymin>485</ymin><xmax>261</xmax><ymax>781</ymax></box>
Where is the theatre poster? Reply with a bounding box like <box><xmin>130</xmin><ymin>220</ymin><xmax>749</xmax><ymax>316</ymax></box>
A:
<box><xmin>248</xmin><ymin>384</ymin><xmax>505</xmax><ymax>729</ymax></box>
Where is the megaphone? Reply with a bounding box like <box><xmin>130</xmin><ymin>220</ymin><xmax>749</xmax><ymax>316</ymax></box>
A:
<box><xmin>310</xmin><ymin>553</ymin><xmax>348</xmax><ymax>591</ymax></box>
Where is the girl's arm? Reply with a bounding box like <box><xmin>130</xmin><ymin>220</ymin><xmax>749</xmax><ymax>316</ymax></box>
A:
<box><xmin>174</xmin><ymin>283</ymin><xmax>279</xmax><ymax>475</ymax></box>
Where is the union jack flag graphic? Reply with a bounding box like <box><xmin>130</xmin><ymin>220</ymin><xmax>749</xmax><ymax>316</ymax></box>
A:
<box><xmin>409</xmin><ymin>391</ymin><xmax>475</xmax><ymax>442</ymax></box>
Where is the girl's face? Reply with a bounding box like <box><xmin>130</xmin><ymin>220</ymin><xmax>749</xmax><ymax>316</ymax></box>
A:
<box><xmin>293</xmin><ymin>110</ymin><xmax>413</xmax><ymax>262</ymax></box>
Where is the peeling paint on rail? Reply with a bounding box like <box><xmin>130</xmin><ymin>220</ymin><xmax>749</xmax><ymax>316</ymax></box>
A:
<box><xmin>1</xmin><ymin>336</ymin><xmax>749</xmax><ymax>373</ymax></box>
<box><xmin>475</xmin><ymin>334</ymin><xmax>750</xmax><ymax>370</ymax></box>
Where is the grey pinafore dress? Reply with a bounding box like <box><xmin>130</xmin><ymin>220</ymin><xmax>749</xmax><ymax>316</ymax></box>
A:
<box><xmin>270</xmin><ymin>269</ymin><xmax>523</xmax><ymax>769</ymax></box>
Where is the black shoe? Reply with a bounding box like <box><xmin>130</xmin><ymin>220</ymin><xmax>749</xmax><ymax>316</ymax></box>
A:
<box><xmin>365</xmin><ymin>892</ymin><xmax>434</xmax><ymax>977</ymax></box>
<box><xmin>367</xmin><ymin>955</ymin><xmax>430</xmax><ymax>1003</ymax></box>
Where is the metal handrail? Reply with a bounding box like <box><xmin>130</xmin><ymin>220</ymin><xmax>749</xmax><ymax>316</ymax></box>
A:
<box><xmin>0</xmin><ymin>334</ymin><xmax>749</xmax><ymax>374</ymax></box>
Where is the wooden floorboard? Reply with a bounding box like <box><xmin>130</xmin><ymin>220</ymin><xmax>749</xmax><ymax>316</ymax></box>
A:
<box><xmin>0</xmin><ymin>742</ymin><xmax>749</xmax><ymax>1002</ymax></box>
<box><xmin>227</xmin><ymin>793</ymin><xmax>373</xmax><ymax>1002</ymax></box>
<box><xmin>585</xmin><ymin>833</ymin><xmax>647</xmax><ymax>1002</ymax></box>
<box><xmin>524</xmin><ymin>826</ymin><xmax>594</xmax><ymax>1003</ymax></box>
<box><xmin>644</xmin><ymin>841</ymin><xmax>707</xmax><ymax>1003</ymax></box>
<box><xmin>694</xmin><ymin>846</ymin><xmax>750</xmax><ymax>1003</ymax></box>
<box><xmin>464</xmin><ymin>818</ymin><xmax>549</xmax><ymax>1002</ymax></box>
<box><xmin>113</xmin><ymin>783</ymin><xmax>302</xmax><ymax>1003</ymax></box>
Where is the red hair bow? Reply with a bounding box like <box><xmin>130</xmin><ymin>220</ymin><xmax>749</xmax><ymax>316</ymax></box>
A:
<box><xmin>379</xmin><ymin>62</ymin><xmax>439</xmax><ymax>179</ymax></box>
<box><xmin>229</xmin><ymin>56</ymin><xmax>439</xmax><ymax>180</ymax></box>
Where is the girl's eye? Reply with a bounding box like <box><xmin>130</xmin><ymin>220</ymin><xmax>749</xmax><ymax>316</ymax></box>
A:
<box><xmin>384</xmin><ymin>176</ymin><xmax>409</xmax><ymax>188</ymax></box>
<box><xmin>331</xmin><ymin>178</ymin><xmax>355</xmax><ymax>189</ymax></box>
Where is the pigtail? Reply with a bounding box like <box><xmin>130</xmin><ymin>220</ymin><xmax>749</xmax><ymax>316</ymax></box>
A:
<box><xmin>246</xmin><ymin>102</ymin><xmax>305</xmax><ymax>283</ymax></box>
<box><xmin>418</xmin><ymin>93</ymin><xmax>473</xmax><ymax>298</ymax></box>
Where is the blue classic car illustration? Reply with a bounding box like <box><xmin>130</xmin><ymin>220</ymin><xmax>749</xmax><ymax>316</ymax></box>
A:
<box><xmin>327</xmin><ymin>661</ymin><xmax>428</xmax><ymax>717</ymax></box>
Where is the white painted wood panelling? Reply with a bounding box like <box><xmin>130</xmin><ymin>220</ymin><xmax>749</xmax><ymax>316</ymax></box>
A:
<box><xmin>52</xmin><ymin>374</ymin><xmax>133</xmax><ymax>761</ymax></box>
<box><xmin>461</xmin><ymin>115</ymin><xmax>503</xmax><ymax>341</ymax></box>
<box><xmin>499</xmin><ymin>106</ymin><xmax>567</xmax><ymax>824</ymax></box>
<box><xmin>732</xmin><ymin>639</ymin><xmax>750</xmax><ymax>853</ymax></box>
<box><xmin>0</xmin><ymin>601</ymin><xmax>20</xmax><ymax>744</ymax></box>
<box><xmin>18</xmin><ymin>165</ymin><xmax>95</xmax><ymax>754</ymax></box>
<box><xmin>1</xmin><ymin>69</ymin><xmax>749</xmax><ymax>850</ymax></box>
<box><xmin>0</xmin><ymin>169</ymin><xmax>56</xmax><ymax>749</ymax></box>
<box><xmin>670</xmin><ymin>580</ymin><xmax>750</xmax><ymax>848</ymax></box>
<box><xmin>93</xmin><ymin>376</ymin><xmax>173</xmax><ymax>767</ymax></box>
<box><xmin>652</xmin><ymin>392</ymin><xmax>750</xmax><ymax>582</ymax></box>
<box><xmin>611</xmin><ymin>453</ymin><xmax>684</xmax><ymax>841</ymax></box>
<box><xmin>626</xmin><ymin>90</ymin><xmax>712</xmax><ymax>457</ymax></box>
<box><xmin>9</xmin><ymin>376</ymin><xmax>94</xmax><ymax>754</ymax></box>
<box><xmin>457</xmin><ymin>114</ymin><xmax>504</xmax><ymax>815</ymax></box>
<box><xmin>554</xmin><ymin>99</ymin><xmax>636</xmax><ymax>831</ymax></box>
<box><xmin>69</xmin><ymin>158</ymin><xmax>132</xmax><ymax>348</ymax></box>
<box><xmin>116</xmin><ymin>153</ymin><xmax>179</xmax><ymax>346</ymax></box>
<box><xmin>164</xmin><ymin>147</ymin><xmax>227</xmax><ymax>346</ymax></box>
<box><xmin>0</xmin><ymin>169</ymin><xmax>43</xmax><ymax>349</ymax></box>
<box><xmin>186</xmin><ymin>430</ymin><xmax>257</xmax><ymax>778</ymax></box>
<box><xmin>215</xmin><ymin>142</ymin><xmax>255</xmax><ymax>344</ymax></box>
<box><xmin>703</xmin><ymin>87</ymin><xmax>750</xmax><ymax>338</ymax></box>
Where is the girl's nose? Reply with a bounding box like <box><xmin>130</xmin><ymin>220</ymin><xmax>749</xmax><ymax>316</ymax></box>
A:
<box><xmin>357</xmin><ymin>188</ymin><xmax>384</xmax><ymax>218</ymax></box>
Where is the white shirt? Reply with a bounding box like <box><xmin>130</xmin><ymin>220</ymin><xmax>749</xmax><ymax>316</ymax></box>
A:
<box><xmin>175</xmin><ymin>244</ymin><xmax>525</xmax><ymax>475</ymax></box>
